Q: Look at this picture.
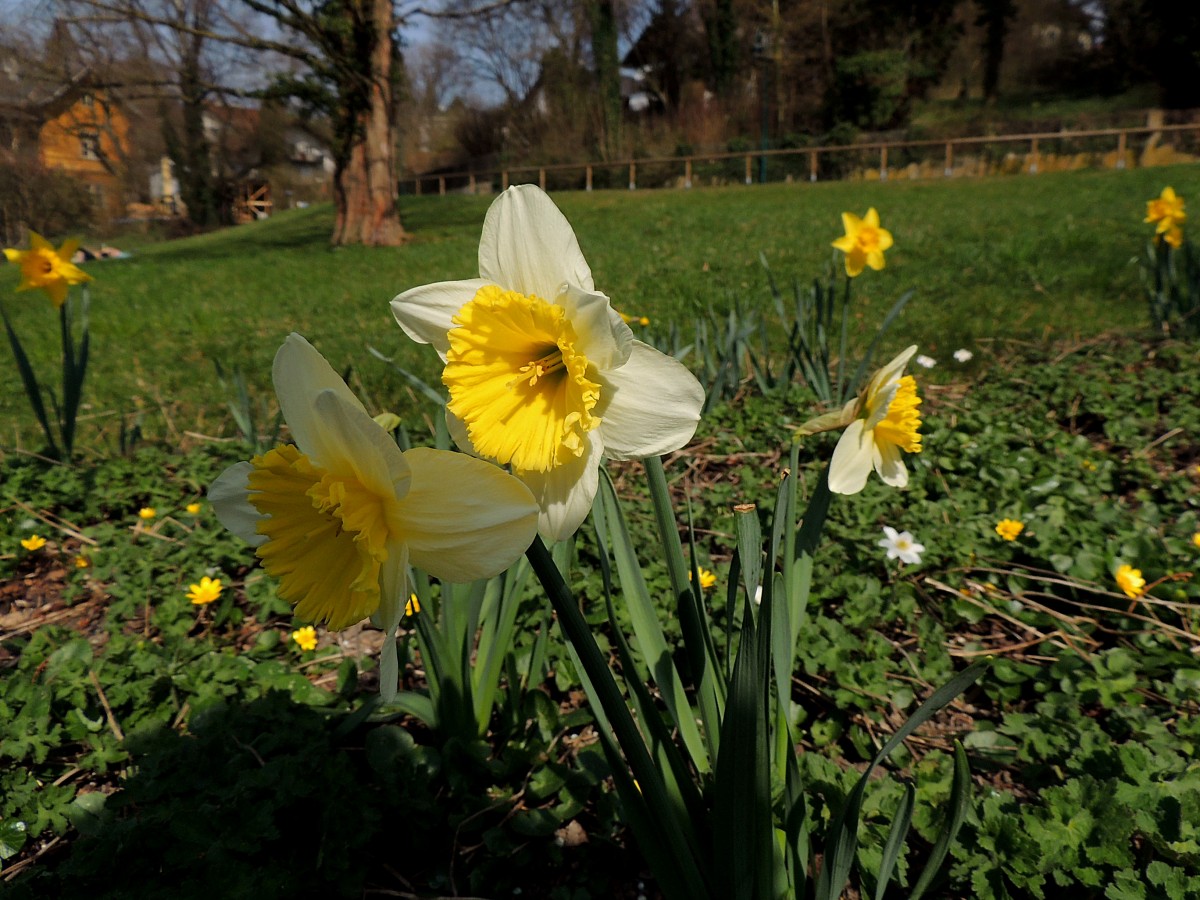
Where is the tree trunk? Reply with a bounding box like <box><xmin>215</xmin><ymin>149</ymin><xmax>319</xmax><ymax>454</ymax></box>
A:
<box><xmin>332</xmin><ymin>0</ymin><xmax>405</xmax><ymax>247</ymax></box>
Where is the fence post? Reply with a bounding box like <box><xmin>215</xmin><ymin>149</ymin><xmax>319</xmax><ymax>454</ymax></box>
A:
<box><xmin>502</xmin><ymin>170</ymin><xmax>509</xmax><ymax>190</ymax></box>
<box><xmin>745</xmin><ymin>154</ymin><xmax>752</xmax><ymax>185</ymax></box>
<box><xmin>539</xmin><ymin>168</ymin><xmax>546</xmax><ymax>191</ymax></box>
<box><xmin>468</xmin><ymin>172</ymin><xmax>476</xmax><ymax>194</ymax></box>
<box><xmin>684</xmin><ymin>158</ymin><xmax>692</xmax><ymax>189</ymax></box>
<box><xmin>629</xmin><ymin>161</ymin><xmax>636</xmax><ymax>190</ymax></box>
<box><xmin>810</xmin><ymin>150</ymin><xmax>818</xmax><ymax>182</ymax></box>
<box><xmin>438</xmin><ymin>176</ymin><xmax>446</xmax><ymax>196</ymax></box>
<box><xmin>1116</xmin><ymin>131</ymin><xmax>1127</xmax><ymax>169</ymax></box>
<box><xmin>586</xmin><ymin>165</ymin><xmax>593</xmax><ymax>191</ymax></box>
<box><xmin>1030</xmin><ymin>138</ymin><xmax>1039</xmax><ymax>174</ymax></box>
<box><xmin>415</xmin><ymin>177</ymin><xmax>421</xmax><ymax>197</ymax></box>
<box><xmin>880</xmin><ymin>145</ymin><xmax>888</xmax><ymax>181</ymax></box>
<box><xmin>944</xmin><ymin>142</ymin><xmax>953</xmax><ymax>177</ymax></box>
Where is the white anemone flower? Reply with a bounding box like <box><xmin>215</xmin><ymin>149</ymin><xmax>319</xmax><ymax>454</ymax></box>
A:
<box><xmin>878</xmin><ymin>526</ymin><xmax>925</xmax><ymax>565</ymax></box>
<box><xmin>209</xmin><ymin>335</ymin><xmax>539</xmax><ymax>684</ymax></box>
<box><xmin>391</xmin><ymin>184</ymin><xmax>705</xmax><ymax>541</ymax></box>
<box><xmin>953</xmin><ymin>348</ymin><xmax>973</xmax><ymax>363</ymax></box>
<box><xmin>915</xmin><ymin>354</ymin><xmax>937</xmax><ymax>369</ymax></box>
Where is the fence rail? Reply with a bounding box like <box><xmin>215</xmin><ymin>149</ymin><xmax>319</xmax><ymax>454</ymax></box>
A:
<box><xmin>402</xmin><ymin>122</ymin><xmax>1200</xmax><ymax>197</ymax></box>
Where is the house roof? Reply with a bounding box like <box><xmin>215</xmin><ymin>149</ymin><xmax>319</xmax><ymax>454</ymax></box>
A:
<box><xmin>0</xmin><ymin>54</ymin><xmax>97</xmax><ymax>120</ymax></box>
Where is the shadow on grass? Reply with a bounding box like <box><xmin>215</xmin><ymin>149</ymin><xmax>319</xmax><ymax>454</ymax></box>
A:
<box><xmin>132</xmin><ymin>197</ymin><xmax>498</xmax><ymax>266</ymax></box>
<box><xmin>7</xmin><ymin>691</ymin><xmax>644</xmax><ymax>900</ymax></box>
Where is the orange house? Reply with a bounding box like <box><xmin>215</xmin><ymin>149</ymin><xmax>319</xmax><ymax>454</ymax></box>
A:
<box><xmin>0</xmin><ymin>69</ymin><xmax>131</xmax><ymax>219</ymax></box>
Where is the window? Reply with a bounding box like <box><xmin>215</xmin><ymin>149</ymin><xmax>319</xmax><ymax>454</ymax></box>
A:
<box><xmin>80</xmin><ymin>131</ymin><xmax>100</xmax><ymax>160</ymax></box>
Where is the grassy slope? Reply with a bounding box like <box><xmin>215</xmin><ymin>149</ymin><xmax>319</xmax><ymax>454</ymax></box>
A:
<box><xmin>2</xmin><ymin>163</ymin><xmax>1197</xmax><ymax>453</ymax></box>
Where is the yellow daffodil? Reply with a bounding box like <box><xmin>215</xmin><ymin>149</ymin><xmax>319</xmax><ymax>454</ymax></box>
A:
<box><xmin>138</xmin><ymin>507</ymin><xmax>156</xmax><ymax>520</ymax></box>
<box><xmin>186</xmin><ymin>575</ymin><xmax>223</xmax><ymax>605</ymax></box>
<box><xmin>21</xmin><ymin>534</ymin><xmax>47</xmax><ymax>551</ymax></box>
<box><xmin>1115</xmin><ymin>564</ymin><xmax>1146</xmax><ymax>599</ymax></box>
<box><xmin>798</xmin><ymin>346</ymin><xmax>923</xmax><ymax>495</ymax></box>
<box><xmin>186</xmin><ymin>502</ymin><xmax>201</xmax><ymax>515</ymax></box>
<box><xmin>291</xmin><ymin>625</ymin><xmax>318</xmax><ymax>651</ymax></box>
<box><xmin>1145</xmin><ymin>187</ymin><xmax>1186</xmax><ymax>241</ymax></box>
<box><xmin>406</xmin><ymin>593</ymin><xmax>421</xmax><ymax>616</ymax></box>
<box><xmin>995</xmin><ymin>519</ymin><xmax>1025</xmax><ymax>541</ymax></box>
<box><xmin>689</xmin><ymin>567</ymin><xmax>717</xmax><ymax>589</ymax></box>
<box><xmin>831</xmin><ymin>208</ymin><xmax>893</xmax><ymax>277</ymax></box>
<box><xmin>391</xmin><ymin>185</ymin><xmax>704</xmax><ymax>541</ymax></box>
<box><xmin>209</xmin><ymin>334</ymin><xmax>539</xmax><ymax>634</ymax></box>
<box><xmin>2</xmin><ymin>231</ymin><xmax>92</xmax><ymax>308</ymax></box>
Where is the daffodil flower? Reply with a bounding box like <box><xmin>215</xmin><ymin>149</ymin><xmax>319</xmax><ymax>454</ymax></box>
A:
<box><xmin>1145</xmin><ymin>187</ymin><xmax>1186</xmax><ymax>236</ymax></box>
<box><xmin>3</xmin><ymin>231</ymin><xmax>92</xmax><ymax>308</ymax></box>
<box><xmin>391</xmin><ymin>185</ymin><xmax>704</xmax><ymax>541</ymax></box>
<box><xmin>797</xmin><ymin>346</ymin><xmax>923</xmax><ymax>495</ymax></box>
<box><xmin>831</xmin><ymin>208</ymin><xmax>893</xmax><ymax>277</ymax></box>
<box><xmin>209</xmin><ymin>334</ymin><xmax>540</xmax><ymax>636</ymax></box>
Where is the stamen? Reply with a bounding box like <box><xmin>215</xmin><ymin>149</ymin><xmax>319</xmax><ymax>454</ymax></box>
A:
<box><xmin>516</xmin><ymin>348</ymin><xmax>565</xmax><ymax>387</ymax></box>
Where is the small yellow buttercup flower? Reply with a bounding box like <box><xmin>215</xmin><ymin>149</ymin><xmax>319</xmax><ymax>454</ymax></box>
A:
<box><xmin>1145</xmin><ymin>187</ymin><xmax>1186</xmax><ymax>244</ymax></box>
<box><xmin>617</xmin><ymin>310</ymin><xmax>651</xmax><ymax>326</ymax></box>
<box><xmin>1192</xmin><ymin>532</ymin><xmax>1200</xmax><ymax>550</ymax></box>
<box><xmin>832</xmin><ymin>208</ymin><xmax>893</xmax><ymax>277</ymax></box>
<box><xmin>406</xmin><ymin>593</ymin><xmax>421</xmax><ymax>616</ymax></box>
<box><xmin>995</xmin><ymin>519</ymin><xmax>1025</xmax><ymax>541</ymax></box>
<box><xmin>21</xmin><ymin>534</ymin><xmax>47</xmax><ymax>551</ymax></box>
<box><xmin>291</xmin><ymin>625</ymin><xmax>318</xmax><ymax>651</ymax></box>
<box><xmin>75</xmin><ymin>555</ymin><xmax>90</xmax><ymax>568</ymax></box>
<box><xmin>1115</xmin><ymin>564</ymin><xmax>1146</xmax><ymax>600</ymax></box>
<box><xmin>186</xmin><ymin>576</ymin><xmax>223</xmax><ymax>605</ymax></box>
<box><xmin>138</xmin><ymin>507</ymin><xmax>156</xmax><ymax>520</ymax></box>
<box><xmin>186</xmin><ymin>503</ymin><xmax>202</xmax><ymax>515</ymax></box>
<box><xmin>2</xmin><ymin>231</ymin><xmax>93</xmax><ymax>308</ymax></box>
<box><xmin>688</xmin><ymin>567</ymin><xmax>717</xmax><ymax>589</ymax></box>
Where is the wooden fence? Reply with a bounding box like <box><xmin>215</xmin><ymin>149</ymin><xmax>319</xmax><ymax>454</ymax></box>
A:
<box><xmin>402</xmin><ymin>121</ymin><xmax>1200</xmax><ymax>197</ymax></box>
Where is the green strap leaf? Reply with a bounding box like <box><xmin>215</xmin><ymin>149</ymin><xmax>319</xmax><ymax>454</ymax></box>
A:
<box><xmin>909</xmin><ymin>741</ymin><xmax>973</xmax><ymax>900</ymax></box>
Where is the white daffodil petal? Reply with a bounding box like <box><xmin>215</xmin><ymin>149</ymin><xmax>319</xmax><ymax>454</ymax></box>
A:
<box><xmin>445</xmin><ymin>409</ymin><xmax>476</xmax><ymax>457</ymax></box>
<box><xmin>391</xmin><ymin>278</ymin><xmax>487</xmax><ymax>357</ymax></box>
<box><xmin>828</xmin><ymin>419</ymin><xmax>875</xmax><ymax>495</ymax></box>
<box><xmin>478</xmin><ymin>185</ymin><xmax>594</xmax><ymax>298</ymax></box>
<box><xmin>273</xmin><ymin>334</ymin><xmax>370</xmax><ymax>461</ymax></box>
<box><xmin>868</xmin><ymin>345</ymin><xmax>918</xmax><ymax>396</ymax></box>
<box><xmin>556</xmin><ymin>284</ymin><xmax>631</xmax><ymax>370</ymax></box>
<box><xmin>371</xmin><ymin>541</ymin><xmax>409</xmax><ymax>636</ymax></box>
<box><xmin>378</xmin><ymin>630</ymin><xmax>399</xmax><ymax>703</ymax></box>
<box><xmin>209</xmin><ymin>461</ymin><xmax>266</xmax><ymax>546</ymax></box>
<box><xmin>398</xmin><ymin>447</ymin><xmax>539</xmax><ymax>580</ymax></box>
<box><xmin>311</xmin><ymin>390</ymin><xmax>412</xmax><ymax>501</ymax></box>
<box><xmin>595</xmin><ymin>341</ymin><xmax>704</xmax><ymax>460</ymax></box>
<box><xmin>517</xmin><ymin>433</ymin><xmax>603</xmax><ymax>542</ymax></box>
<box><xmin>875</xmin><ymin>439</ymin><xmax>909</xmax><ymax>488</ymax></box>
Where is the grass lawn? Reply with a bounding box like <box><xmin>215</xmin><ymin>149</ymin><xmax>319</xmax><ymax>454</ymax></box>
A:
<box><xmin>2</xmin><ymin>163</ymin><xmax>1197</xmax><ymax>454</ymax></box>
